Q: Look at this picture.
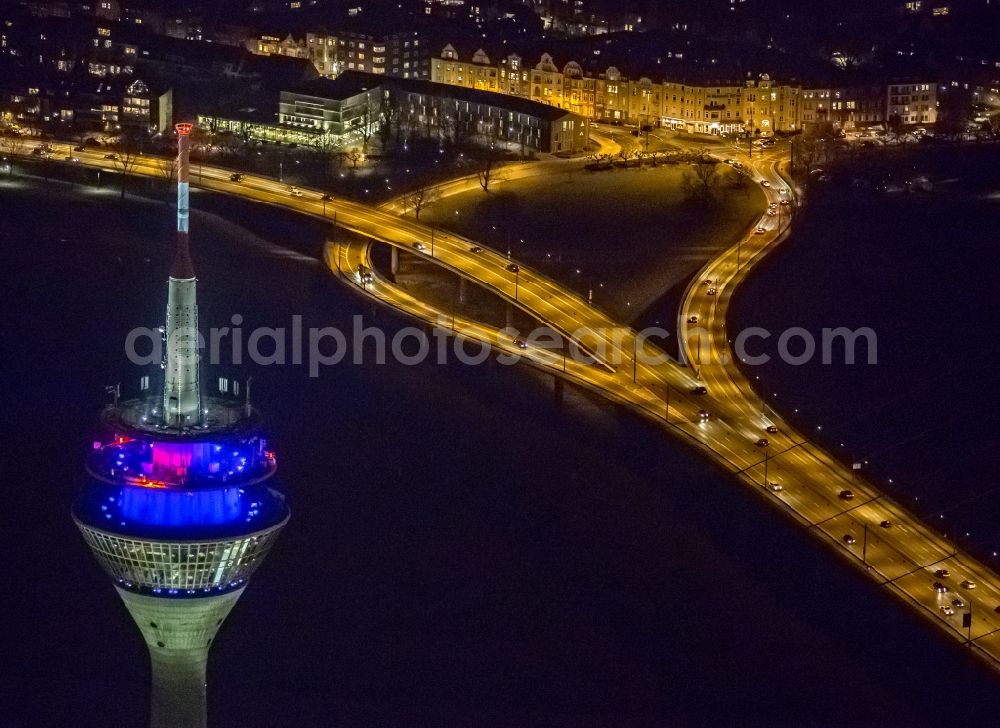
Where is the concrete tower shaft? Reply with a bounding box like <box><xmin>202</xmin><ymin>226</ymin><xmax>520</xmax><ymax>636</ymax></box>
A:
<box><xmin>163</xmin><ymin>123</ymin><xmax>201</xmax><ymax>428</ymax></box>
<box><xmin>116</xmin><ymin>587</ymin><xmax>245</xmax><ymax>728</ymax></box>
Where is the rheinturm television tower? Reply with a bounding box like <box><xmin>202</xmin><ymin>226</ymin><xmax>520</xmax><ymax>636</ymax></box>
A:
<box><xmin>73</xmin><ymin>123</ymin><xmax>289</xmax><ymax>728</ymax></box>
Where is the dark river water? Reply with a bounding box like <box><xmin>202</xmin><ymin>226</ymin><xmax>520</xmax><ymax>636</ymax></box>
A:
<box><xmin>3</xmin><ymin>173</ymin><xmax>999</xmax><ymax>727</ymax></box>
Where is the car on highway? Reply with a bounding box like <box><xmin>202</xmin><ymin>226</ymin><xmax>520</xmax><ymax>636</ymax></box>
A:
<box><xmin>506</xmin><ymin>263</ymin><xmax>520</xmax><ymax>273</ymax></box>
<box><xmin>412</xmin><ymin>242</ymin><xmax>426</xmax><ymax>252</ymax></box>
<box><xmin>766</xmin><ymin>425</ymin><xmax>779</xmax><ymax>434</ymax></box>
<box><xmin>723</xmin><ymin>159</ymin><xmax>734</xmax><ymax>165</ymax></box>
<box><xmin>756</xmin><ymin>438</ymin><xmax>769</xmax><ymax>448</ymax></box>
<box><xmin>952</xmin><ymin>598</ymin><xmax>965</xmax><ymax>608</ymax></box>
<box><xmin>469</xmin><ymin>246</ymin><xmax>483</xmax><ymax>253</ymax></box>
<box><xmin>843</xmin><ymin>534</ymin><xmax>855</xmax><ymax>545</ymax></box>
<box><xmin>707</xmin><ymin>287</ymin><xmax>717</xmax><ymax>296</ymax></box>
<box><xmin>935</xmin><ymin>569</ymin><xmax>951</xmax><ymax>578</ymax></box>
<box><xmin>962</xmin><ymin>580</ymin><xmax>977</xmax><ymax>590</ymax></box>
<box><xmin>760</xmin><ymin>180</ymin><xmax>771</xmax><ymax>188</ymax></box>
<box><xmin>702</xmin><ymin>279</ymin><xmax>713</xmax><ymax>286</ymax></box>
<box><xmin>767</xmin><ymin>481</ymin><xmax>783</xmax><ymax>492</ymax></box>
<box><xmin>699</xmin><ymin>409</ymin><xmax>710</xmax><ymax>422</ymax></box>
<box><xmin>780</xmin><ymin>199</ymin><xmax>791</xmax><ymax>206</ymax></box>
<box><xmin>513</xmin><ymin>337</ymin><xmax>528</xmax><ymax>350</ymax></box>
<box><xmin>839</xmin><ymin>489</ymin><xmax>855</xmax><ymax>501</ymax></box>
<box><xmin>64</xmin><ymin>155</ymin><xmax>80</xmax><ymax>163</ymax></box>
<box><xmin>360</xmin><ymin>271</ymin><xmax>373</xmax><ymax>284</ymax></box>
<box><xmin>760</xmin><ymin>137</ymin><xmax>776</xmax><ymax>147</ymax></box>
<box><xmin>288</xmin><ymin>186</ymin><xmax>303</xmax><ymax>197</ymax></box>
<box><xmin>755</xmin><ymin>227</ymin><xmax>767</xmax><ymax>235</ymax></box>
<box><xmin>229</xmin><ymin>173</ymin><xmax>244</xmax><ymax>182</ymax></box>
<box><xmin>940</xmin><ymin>605</ymin><xmax>955</xmax><ymax>616</ymax></box>
<box><xmin>767</xmin><ymin>209</ymin><xmax>777</xmax><ymax>217</ymax></box>
<box><xmin>934</xmin><ymin>582</ymin><xmax>948</xmax><ymax>593</ymax></box>
<box><xmin>687</xmin><ymin>315</ymin><xmax>698</xmax><ymax>324</ymax></box>
<box><xmin>73</xmin><ymin>145</ymin><xmax>86</xmax><ymax>152</ymax></box>
<box><xmin>880</xmin><ymin>520</ymin><xmax>892</xmax><ymax>529</ymax></box>
<box><xmin>104</xmin><ymin>153</ymin><xmax>118</xmax><ymax>160</ymax></box>
<box><xmin>691</xmin><ymin>386</ymin><xmax>708</xmax><ymax>395</ymax></box>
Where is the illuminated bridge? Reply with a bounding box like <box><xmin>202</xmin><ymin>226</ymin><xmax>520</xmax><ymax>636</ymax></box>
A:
<box><xmin>7</xmin><ymin>133</ymin><xmax>994</xmax><ymax>683</ymax></box>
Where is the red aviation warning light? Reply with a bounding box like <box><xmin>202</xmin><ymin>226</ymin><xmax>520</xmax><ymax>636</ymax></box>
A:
<box><xmin>175</xmin><ymin>122</ymin><xmax>194</xmax><ymax>136</ymax></box>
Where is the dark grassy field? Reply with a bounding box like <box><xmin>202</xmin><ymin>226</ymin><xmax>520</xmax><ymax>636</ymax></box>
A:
<box><xmin>418</xmin><ymin>163</ymin><xmax>764</xmax><ymax>323</ymax></box>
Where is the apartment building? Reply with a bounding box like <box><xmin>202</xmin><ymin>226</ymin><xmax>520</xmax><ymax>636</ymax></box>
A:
<box><xmin>801</xmin><ymin>84</ymin><xmax>889</xmax><ymax>130</ymax></box>
<box><xmin>887</xmin><ymin>82</ymin><xmax>939</xmax><ymax>125</ymax></box>
<box><xmin>431</xmin><ymin>45</ymin><xmax>802</xmax><ymax>135</ymax></box>
<box><xmin>247</xmin><ymin>25</ymin><xmax>429</xmax><ymax>79</ymax></box>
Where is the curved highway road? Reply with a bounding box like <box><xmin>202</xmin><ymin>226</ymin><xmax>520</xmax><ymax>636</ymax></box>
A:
<box><xmin>12</xmin><ymin>138</ymin><xmax>1000</xmax><ymax>674</ymax></box>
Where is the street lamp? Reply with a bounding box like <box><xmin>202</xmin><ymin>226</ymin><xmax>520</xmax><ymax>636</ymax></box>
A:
<box><xmin>321</xmin><ymin>193</ymin><xmax>332</xmax><ymax>216</ymax></box>
<box><xmin>506</xmin><ymin>262</ymin><xmax>520</xmax><ymax>300</ymax></box>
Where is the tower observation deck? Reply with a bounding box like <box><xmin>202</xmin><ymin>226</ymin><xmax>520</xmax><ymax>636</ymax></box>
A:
<box><xmin>73</xmin><ymin>123</ymin><xmax>289</xmax><ymax>728</ymax></box>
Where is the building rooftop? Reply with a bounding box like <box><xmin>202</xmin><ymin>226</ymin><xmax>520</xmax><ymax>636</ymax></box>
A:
<box><xmin>289</xmin><ymin>70</ymin><xmax>581</xmax><ymax>121</ymax></box>
<box><xmin>287</xmin><ymin>72</ymin><xmax>383</xmax><ymax>100</ymax></box>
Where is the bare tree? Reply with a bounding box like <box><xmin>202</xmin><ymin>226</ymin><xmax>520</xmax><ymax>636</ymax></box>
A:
<box><xmin>476</xmin><ymin>122</ymin><xmax>506</xmax><ymax>193</ymax></box>
<box><xmin>356</xmin><ymin>95</ymin><xmax>379</xmax><ymax>153</ymax></box>
<box><xmin>403</xmin><ymin>185</ymin><xmax>440</xmax><ymax>219</ymax></box>
<box><xmin>109</xmin><ymin>132</ymin><xmax>144</xmax><ymax>200</ymax></box>
<box><xmin>0</xmin><ymin>131</ymin><xmax>27</xmax><ymax>174</ymax></box>
<box><xmin>346</xmin><ymin>148</ymin><xmax>363</xmax><ymax>169</ymax></box>
<box><xmin>729</xmin><ymin>165</ymin><xmax>753</xmax><ymax>194</ymax></box>
<box><xmin>192</xmin><ymin>119</ymin><xmax>219</xmax><ymax>155</ymax></box>
<box><xmin>318</xmin><ymin>133</ymin><xmax>344</xmax><ymax>173</ymax></box>
<box><xmin>154</xmin><ymin>155</ymin><xmax>177</xmax><ymax>196</ymax></box>
<box><xmin>682</xmin><ymin>155</ymin><xmax>721</xmax><ymax>202</ymax></box>
<box><xmin>378</xmin><ymin>92</ymin><xmax>401</xmax><ymax>152</ymax></box>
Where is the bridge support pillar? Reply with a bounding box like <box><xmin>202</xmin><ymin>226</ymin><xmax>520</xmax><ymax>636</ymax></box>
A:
<box><xmin>554</xmin><ymin>376</ymin><xmax>564</xmax><ymax>405</ymax></box>
<box><xmin>505</xmin><ymin>302</ymin><xmax>513</xmax><ymax>328</ymax></box>
<box><xmin>390</xmin><ymin>246</ymin><xmax>399</xmax><ymax>276</ymax></box>
<box><xmin>458</xmin><ymin>277</ymin><xmax>467</xmax><ymax>305</ymax></box>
